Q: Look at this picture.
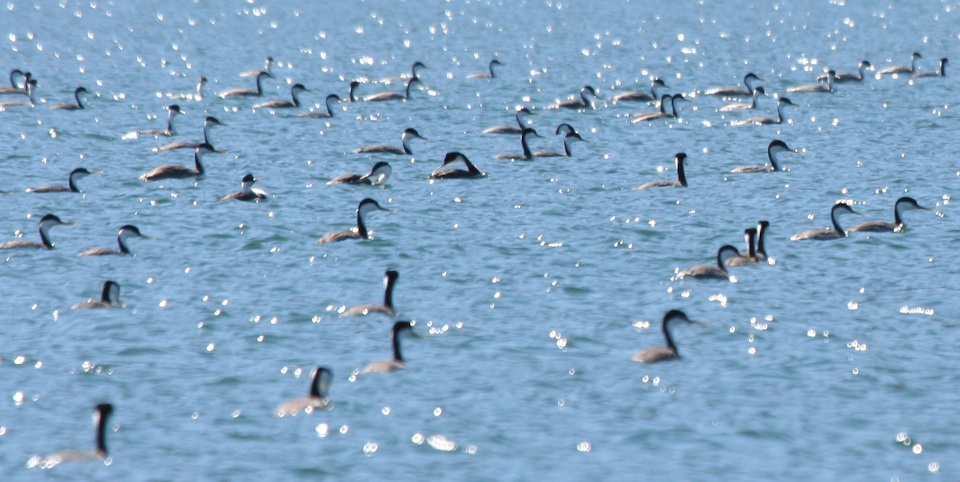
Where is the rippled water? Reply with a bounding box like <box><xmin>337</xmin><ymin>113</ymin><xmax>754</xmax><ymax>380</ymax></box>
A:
<box><xmin>2</xmin><ymin>0</ymin><xmax>959</xmax><ymax>479</ymax></box>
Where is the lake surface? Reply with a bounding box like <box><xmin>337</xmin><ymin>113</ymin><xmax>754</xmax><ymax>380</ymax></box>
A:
<box><xmin>1</xmin><ymin>0</ymin><xmax>958</xmax><ymax>479</ymax></box>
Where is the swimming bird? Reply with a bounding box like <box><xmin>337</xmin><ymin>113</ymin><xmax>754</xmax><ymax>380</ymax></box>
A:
<box><xmin>240</xmin><ymin>56</ymin><xmax>274</xmax><ymax>78</ymax></box>
<box><xmin>678</xmin><ymin>245</ymin><xmax>741</xmax><ymax>281</ymax></box>
<box><xmin>0</xmin><ymin>69</ymin><xmax>29</xmax><ymax>95</ymax></box>
<box><xmin>78</xmin><ymin>225</ymin><xmax>149</xmax><ymax>256</ymax></box>
<box><xmin>254</xmin><ymin>83</ymin><xmax>308</xmax><ymax>110</ymax></box>
<box><xmin>162</xmin><ymin>75</ymin><xmax>206</xmax><ymax>101</ymax></box>
<box><xmin>219</xmin><ymin>71</ymin><xmax>272</xmax><ymax>98</ymax></box>
<box><xmin>726</xmin><ymin>228</ymin><xmax>758</xmax><ymax>267</ymax></box>
<box><xmin>29</xmin><ymin>403</ymin><xmax>113</xmax><ymax>469</ymax></box>
<box><xmin>429</xmin><ymin>152</ymin><xmax>484</xmax><ymax>179</ymax></box>
<box><xmin>631</xmin><ymin>93</ymin><xmax>685</xmax><ymax>123</ymax></box>
<box><xmin>342</xmin><ymin>270</ymin><xmax>399</xmax><ymax>317</ymax></box>
<box><xmin>755</xmin><ymin>220</ymin><xmax>771</xmax><ymax>262</ymax></box>
<box><xmin>379</xmin><ymin>61</ymin><xmax>428</xmax><ymax>84</ymax></box>
<box><xmin>122</xmin><ymin>104</ymin><xmax>184</xmax><ymax>140</ymax></box>
<box><xmin>140</xmin><ymin>144</ymin><xmax>216</xmax><ymax>181</ymax></box>
<box><xmin>317</xmin><ymin>198</ymin><xmax>393</xmax><ymax>244</ymax></box>
<box><xmin>731</xmin><ymin>140</ymin><xmax>799</xmax><ymax>173</ymax></box>
<box><xmin>467</xmin><ymin>59</ymin><xmax>503</xmax><ymax>79</ymax></box>
<box><xmin>482</xmin><ymin>107</ymin><xmax>537</xmax><ymax>135</ymax></box>
<box><xmin>632</xmin><ymin>310</ymin><xmax>700</xmax><ymax>363</ymax></box>
<box><xmin>790</xmin><ymin>202</ymin><xmax>860</xmax><ymax>240</ymax></box>
<box><xmin>611</xmin><ymin>78</ymin><xmax>668</xmax><ymax>103</ymax></box>
<box><xmin>362</xmin><ymin>77</ymin><xmax>421</xmax><ymax>102</ymax></box>
<box><xmin>275</xmin><ymin>367</ymin><xmax>332</xmax><ymax>417</ymax></box>
<box><xmin>534</xmin><ymin>131</ymin><xmax>585</xmax><ymax>157</ymax></box>
<box><xmin>495</xmin><ymin>127</ymin><xmax>543</xmax><ymax>160</ymax></box>
<box><xmin>154</xmin><ymin>116</ymin><xmax>225</xmax><ymax>152</ymax></box>
<box><xmin>0</xmin><ymin>79</ymin><xmax>36</xmax><ymax>110</ymax></box>
<box><xmin>819</xmin><ymin>60</ymin><xmax>871</xmax><ymax>82</ymax></box>
<box><xmin>877</xmin><ymin>52</ymin><xmax>922</xmax><ymax>77</ymax></box>
<box><xmin>787</xmin><ymin>70</ymin><xmax>835</xmax><ymax>93</ymax></box>
<box><xmin>328</xmin><ymin>161</ymin><xmax>392</xmax><ymax>186</ymax></box>
<box><xmin>0</xmin><ymin>214</ymin><xmax>73</xmax><ymax>250</ymax></box>
<box><xmin>26</xmin><ymin>167</ymin><xmax>101</xmax><ymax>193</ymax></box>
<box><xmin>704</xmin><ymin>72</ymin><xmax>762</xmax><ymax>97</ymax></box>
<box><xmin>635</xmin><ymin>153</ymin><xmax>688</xmax><ymax>189</ymax></box>
<box><xmin>355</xmin><ymin>128</ymin><xmax>427</xmax><ymax>155</ymax></box>
<box><xmin>847</xmin><ymin>197</ymin><xmax>932</xmax><ymax>233</ymax></box>
<box><xmin>730</xmin><ymin>97</ymin><xmax>797</xmax><ymax>126</ymax></box>
<box><xmin>362</xmin><ymin>321</ymin><xmax>415</xmax><ymax>373</ymax></box>
<box><xmin>549</xmin><ymin>85</ymin><xmax>599</xmax><ymax>109</ymax></box>
<box><xmin>347</xmin><ymin>81</ymin><xmax>360</xmax><ymax>102</ymax></box>
<box><xmin>72</xmin><ymin>280</ymin><xmax>122</xmax><ymax>309</ymax></box>
<box><xmin>50</xmin><ymin>86</ymin><xmax>90</xmax><ymax>110</ymax></box>
<box><xmin>912</xmin><ymin>58</ymin><xmax>947</xmax><ymax>78</ymax></box>
<box><xmin>719</xmin><ymin>86</ymin><xmax>766</xmax><ymax>112</ymax></box>
<box><xmin>298</xmin><ymin>94</ymin><xmax>342</xmax><ymax>118</ymax></box>
<box><xmin>220</xmin><ymin>174</ymin><xmax>267</xmax><ymax>202</ymax></box>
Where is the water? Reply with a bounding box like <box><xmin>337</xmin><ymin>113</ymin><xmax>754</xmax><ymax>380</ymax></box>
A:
<box><xmin>1</xmin><ymin>0</ymin><xmax>958</xmax><ymax>479</ymax></box>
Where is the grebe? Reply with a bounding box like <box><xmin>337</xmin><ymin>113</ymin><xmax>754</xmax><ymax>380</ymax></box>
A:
<box><xmin>819</xmin><ymin>61</ymin><xmax>871</xmax><ymax>82</ymax></box>
<box><xmin>220</xmin><ymin>174</ymin><xmax>267</xmax><ymax>202</ymax></box>
<box><xmin>29</xmin><ymin>403</ymin><xmax>113</xmax><ymax>469</ymax></box>
<box><xmin>0</xmin><ymin>79</ymin><xmax>36</xmax><ymax>110</ymax></box>
<box><xmin>154</xmin><ymin>116</ymin><xmax>225</xmax><ymax>152</ymax></box>
<box><xmin>362</xmin><ymin>77</ymin><xmax>421</xmax><ymax>102</ymax></box>
<box><xmin>635</xmin><ymin>153</ymin><xmax>688</xmax><ymax>189</ymax></box>
<box><xmin>342</xmin><ymin>270</ymin><xmax>399</xmax><ymax>317</ymax></box>
<box><xmin>362</xmin><ymin>321</ymin><xmax>415</xmax><ymax>373</ymax></box>
<box><xmin>0</xmin><ymin>69</ymin><xmax>28</xmax><ymax>95</ymax></box>
<box><xmin>78</xmin><ymin>225</ymin><xmax>148</xmax><ymax>256</ymax></box>
<box><xmin>317</xmin><ymin>198</ymin><xmax>393</xmax><ymax>244</ymax></box>
<box><xmin>704</xmin><ymin>72</ymin><xmax>762</xmax><ymax>96</ymax></box>
<box><xmin>847</xmin><ymin>197</ymin><xmax>932</xmax><ymax>233</ymax></box>
<box><xmin>632</xmin><ymin>310</ymin><xmax>700</xmax><ymax>363</ymax></box>
<box><xmin>549</xmin><ymin>85</ymin><xmax>598</xmax><ymax>109</ymax></box>
<box><xmin>482</xmin><ymin>107</ymin><xmax>537</xmax><ymax>135</ymax></box>
<box><xmin>731</xmin><ymin>140</ymin><xmax>798</xmax><ymax>173</ymax></box>
<box><xmin>355</xmin><ymin>128</ymin><xmax>427</xmax><ymax>155</ymax></box>
<box><xmin>72</xmin><ymin>280</ymin><xmax>121</xmax><ymax>309</ymax></box>
<box><xmin>240</xmin><ymin>56</ymin><xmax>274</xmax><ymax>78</ymax></box>
<box><xmin>679</xmin><ymin>245</ymin><xmax>740</xmax><ymax>281</ymax></box>
<box><xmin>50</xmin><ymin>86</ymin><xmax>90</xmax><ymax>110</ymax></box>
<box><xmin>122</xmin><ymin>104</ymin><xmax>184</xmax><ymax>140</ymax></box>
<box><xmin>164</xmin><ymin>75</ymin><xmax>206</xmax><ymax>101</ymax></box>
<box><xmin>495</xmin><ymin>127</ymin><xmax>543</xmax><ymax>160</ymax></box>
<box><xmin>755</xmin><ymin>220</ymin><xmax>770</xmax><ymax>262</ymax></box>
<box><xmin>787</xmin><ymin>70</ymin><xmax>835</xmax><ymax>93</ymax></box>
<box><xmin>219</xmin><ymin>71</ymin><xmax>272</xmax><ymax>98</ymax></box>
<box><xmin>726</xmin><ymin>228</ymin><xmax>758</xmax><ymax>267</ymax></box>
<box><xmin>298</xmin><ymin>94</ymin><xmax>342</xmax><ymax>118</ymax></box>
<box><xmin>254</xmin><ymin>83</ymin><xmax>308</xmax><ymax>110</ymax></box>
<box><xmin>379</xmin><ymin>61</ymin><xmax>428</xmax><ymax>84</ymax></box>
<box><xmin>141</xmin><ymin>144</ymin><xmax>216</xmax><ymax>181</ymax></box>
<box><xmin>611</xmin><ymin>78</ymin><xmax>668</xmax><ymax>103</ymax></box>
<box><xmin>467</xmin><ymin>59</ymin><xmax>503</xmax><ymax>79</ymax></box>
<box><xmin>719</xmin><ymin>86</ymin><xmax>766</xmax><ymax>112</ymax></box>
<box><xmin>790</xmin><ymin>202</ymin><xmax>860</xmax><ymax>240</ymax></box>
<box><xmin>534</xmin><ymin>131</ymin><xmax>585</xmax><ymax>157</ymax></box>
<box><xmin>877</xmin><ymin>52</ymin><xmax>922</xmax><ymax>77</ymax></box>
<box><xmin>912</xmin><ymin>58</ymin><xmax>947</xmax><ymax>78</ymax></box>
<box><xmin>730</xmin><ymin>97</ymin><xmax>796</xmax><ymax>126</ymax></box>
<box><xmin>0</xmin><ymin>214</ymin><xmax>73</xmax><ymax>250</ymax></box>
<box><xmin>555</xmin><ymin>123</ymin><xmax>579</xmax><ymax>136</ymax></box>
<box><xmin>631</xmin><ymin>93</ymin><xmax>684</xmax><ymax>123</ymax></box>
<box><xmin>275</xmin><ymin>367</ymin><xmax>332</xmax><ymax>417</ymax></box>
<box><xmin>328</xmin><ymin>161</ymin><xmax>392</xmax><ymax>186</ymax></box>
<box><xmin>27</xmin><ymin>167</ymin><xmax>101</xmax><ymax>193</ymax></box>
<box><xmin>429</xmin><ymin>152</ymin><xmax>484</xmax><ymax>179</ymax></box>
<box><xmin>347</xmin><ymin>80</ymin><xmax>360</xmax><ymax>102</ymax></box>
